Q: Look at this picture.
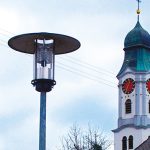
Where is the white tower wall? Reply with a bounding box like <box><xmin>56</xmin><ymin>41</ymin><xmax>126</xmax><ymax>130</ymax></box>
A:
<box><xmin>114</xmin><ymin>127</ymin><xmax>150</xmax><ymax>150</ymax></box>
<box><xmin>113</xmin><ymin>68</ymin><xmax>150</xmax><ymax>150</ymax></box>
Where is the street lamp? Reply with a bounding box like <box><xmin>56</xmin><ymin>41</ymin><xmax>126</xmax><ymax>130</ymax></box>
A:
<box><xmin>8</xmin><ymin>32</ymin><xmax>80</xmax><ymax>150</ymax></box>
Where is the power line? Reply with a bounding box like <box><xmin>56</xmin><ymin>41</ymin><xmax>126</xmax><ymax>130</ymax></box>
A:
<box><xmin>0</xmin><ymin>32</ymin><xmax>12</xmax><ymax>38</ymax></box>
<box><xmin>23</xmin><ymin>53</ymin><xmax>117</xmax><ymax>87</ymax></box>
<box><xmin>56</xmin><ymin>61</ymin><xmax>116</xmax><ymax>85</ymax></box>
<box><xmin>56</xmin><ymin>64</ymin><xmax>117</xmax><ymax>89</ymax></box>
<box><xmin>0</xmin><ymin>35</ymin><xmax>116</xmax><ymax>81</ymax></box>
<box><xmin>0</xmin><ymin>28</ymin><xmax>117</xmax><ymax>88</ymax></box>
<box><xmin>58</xmin><ymin>56</ymin><xmax>115</xmax><ymax>79</ymax></box>
<box><xmin>0</xmin><ymin>39</ymin><xmax>8</xmax><ymax>44</ymax></box>
<box><xmin>0</xmin><ymin>27</ymin><xmax>116</xmax><ymax>76</ymax></box>
<box><xmin>62</xmin><ymin>55</ymin><xmax>115</xmax><ymax>75</ymax></box>
<box><xmin>0</xmin><ymin>27</ymin><xmax>14</xmax><ymax>36</ymax></box>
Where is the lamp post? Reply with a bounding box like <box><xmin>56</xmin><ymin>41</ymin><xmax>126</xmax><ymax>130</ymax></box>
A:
<box><xmin>8</xmin><ymin>32</ymin><xmax>80</xmax><ymax>150</ymax></box>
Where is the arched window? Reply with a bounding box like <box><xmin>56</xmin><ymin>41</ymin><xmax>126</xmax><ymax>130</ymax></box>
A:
<box><xmin>128</xmin><ymin>135</ymin><xmax>133</xmax><ymax>149</ymax></box>
<box><xmin>122</xmin><ymin>136</ymin><xmax>127</xmax><ymax>150</ymax></box>
<box><xmin>125</xmin><ymin>99</ymin><xmax>132</xmax><ymax>114</ymax></box>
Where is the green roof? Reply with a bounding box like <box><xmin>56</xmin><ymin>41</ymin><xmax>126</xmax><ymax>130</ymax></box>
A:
<box><xmin>118</xmin><ymin>48</ymin><xmax>150</xmax><ymax>76</ymax></box>
<box><xmin>117</xmin><ymin>21</ymin><xmax>150</xmax><ymax>77</ymax></box>
<box><xmin>124</xmin><ymin>21</ymin><xmax>150</xmax><ymax>48</ymax></box>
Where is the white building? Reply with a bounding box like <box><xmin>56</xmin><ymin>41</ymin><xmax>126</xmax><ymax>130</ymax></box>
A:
<box><xmin>112</xmin><ymin>7</ymin><xmax>150</xmax><ymax>150</ymax></box>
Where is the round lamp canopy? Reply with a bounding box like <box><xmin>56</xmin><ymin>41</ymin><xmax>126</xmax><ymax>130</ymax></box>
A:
<box><xmin>8</xmin><ymin>32</ymin><xmax>80</xmax><ymax>55</ymax></box>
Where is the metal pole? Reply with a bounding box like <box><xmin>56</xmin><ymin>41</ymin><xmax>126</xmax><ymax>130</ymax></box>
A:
<box><xmin>39</xmin><ymin>92</ymin><xmax>46</xmax><ymax>150</ymax></box>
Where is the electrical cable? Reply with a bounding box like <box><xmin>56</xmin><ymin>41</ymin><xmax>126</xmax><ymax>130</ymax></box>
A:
<box><xmin>0</xmin><ymin>27</ymin><xmax>14</xmax><ymax>36</ymax></box>
<box><xmin>58</xmin><ymin>56</ymin><xmax>115</xmax><ymax>79</ymax></box>
<box><xmin>56</xmin><ymin>64</ymin><xmax>117</xmax><ymax>89</ymax></box>
<box><xmin>0</xmin><ymin>28</ymin><xmax>118</xmax><ymax>88</ymax></box>
<box><xmin>62</xmin><ymin>55</ymin><xmax>115</xmax><ymax>75</ymax></box>
<box><xmin>56</xmin><ymin>61</ymin><xmax>116</xmax><ymax>85</ymax></box>
<box><xmin>0</xmin><ymin>33</ymin><xmax>12</xmax><ymax>38</ymax></box>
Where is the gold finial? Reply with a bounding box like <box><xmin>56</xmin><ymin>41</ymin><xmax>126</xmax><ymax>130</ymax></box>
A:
<box><xmin>136</xmin><ymin>0</ymin><xmax>141</xmax><ymax>21</ymax></box>
<box><xmin>137</xmin><ymin>9</ymin><xmax>140</xmax><ymax>15</ymax></box>
<box><xmin>136</xmin><ymin>0</ymin><xmax>141</xmax><ymax>14</ymax></box>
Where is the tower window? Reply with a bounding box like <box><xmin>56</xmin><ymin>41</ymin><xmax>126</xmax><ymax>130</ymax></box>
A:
<box><xmin>128</xmin><ymin>135</ymin><xmax>133</xmax><ymax>149</ymax></box>
<box><xmin>122</xmin><ymin>136</ymin><xmax>127</xmax><ymax>150</ymax></box>
<box><xmin>125</xmin><ymin>99</ymin><xmax>132</xmax><ymax>114</ymax></box>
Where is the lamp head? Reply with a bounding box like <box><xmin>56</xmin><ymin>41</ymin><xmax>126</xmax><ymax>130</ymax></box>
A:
<box><xmin>8</xmin><ymin>32</ymin><xmax>80</xmax><ymax>92</ymax></box>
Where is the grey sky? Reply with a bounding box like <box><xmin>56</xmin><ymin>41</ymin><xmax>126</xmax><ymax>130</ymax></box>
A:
<box><xmin>0</xmin><ymin>0</ymin><xmax>150</xmax><ymax>149</ymax></box>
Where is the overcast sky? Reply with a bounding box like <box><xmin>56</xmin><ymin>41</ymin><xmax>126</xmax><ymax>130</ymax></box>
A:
<box><xmin>0</xmin><ymin>0</ymin><xmax>150</xmax><ymax>150</ymax></box>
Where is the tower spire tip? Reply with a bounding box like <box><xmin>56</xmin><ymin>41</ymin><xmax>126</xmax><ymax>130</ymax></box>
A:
<box><xmin>136</xmin><ymin>0</ymin><xmax>141</xmax><ymax>21</ymax></box>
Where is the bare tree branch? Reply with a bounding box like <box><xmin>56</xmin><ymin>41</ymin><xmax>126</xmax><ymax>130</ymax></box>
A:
<box><xmin>59</xmin><ymin>124</ymin><xmax>112</xmax><ymax>150</ymax></box>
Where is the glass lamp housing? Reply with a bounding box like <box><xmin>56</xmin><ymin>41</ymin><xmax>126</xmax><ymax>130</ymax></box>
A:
<box><xmin>32</xmin><ymin>39</ymin><xmax>56</xmax><ymax>92</ymax></box>
<box><xmin>8</xmin><ymin>32</ymin><xmax>81</xmax><ymax>92</ymax></box>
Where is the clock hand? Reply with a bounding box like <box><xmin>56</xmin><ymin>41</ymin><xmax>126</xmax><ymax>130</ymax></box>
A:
<box><xmin>126</xmin><ymin>81</ymin><xmax>130</xmax><ymax>91</ymax></box>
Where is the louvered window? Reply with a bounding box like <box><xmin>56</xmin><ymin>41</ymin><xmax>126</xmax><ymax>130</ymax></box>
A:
<box><xmin>125</xmin><ymin>99</ymin><xmax>131</xmax><ymax>114</ymax></box>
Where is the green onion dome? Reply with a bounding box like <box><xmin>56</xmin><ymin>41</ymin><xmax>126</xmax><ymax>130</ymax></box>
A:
<box><xmin>117</xmin><ymin>21</ymin><xmax>150</xmax><ymax>77</ymax></box>
<box><xmin>124</xmin><ymin>21</ymin><xmax>150</xmax><ymax>49</ymax></box>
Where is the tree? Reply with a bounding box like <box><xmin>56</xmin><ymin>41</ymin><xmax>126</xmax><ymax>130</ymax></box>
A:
<box><xmin>59</xmin><ymin>124</ymin><xmax>111</xmax><ymax>150</ymax></box>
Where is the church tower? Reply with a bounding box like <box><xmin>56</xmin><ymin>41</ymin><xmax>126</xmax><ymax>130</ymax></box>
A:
<box><xmin>113</xmin><ymin>1</ymin><xmax>150</xmax><ymax>150</ymax></box>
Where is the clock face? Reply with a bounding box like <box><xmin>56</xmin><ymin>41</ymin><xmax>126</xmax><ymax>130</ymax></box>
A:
<box><xmin>122</xmin><ymin>78</ymin><xmax>135</xmax><ymax>94</ymax></box>
<box><xmin>146</xmin><ymin>79</ymin><xmax>150</xmax><ymax>94</ymax></box>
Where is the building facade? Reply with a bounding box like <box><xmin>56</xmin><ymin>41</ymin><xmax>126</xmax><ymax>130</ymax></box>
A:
<box><xmin>113</xmin><ymin>20</ymin><xmax>150</xmax><ymax>150</ymax></box>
